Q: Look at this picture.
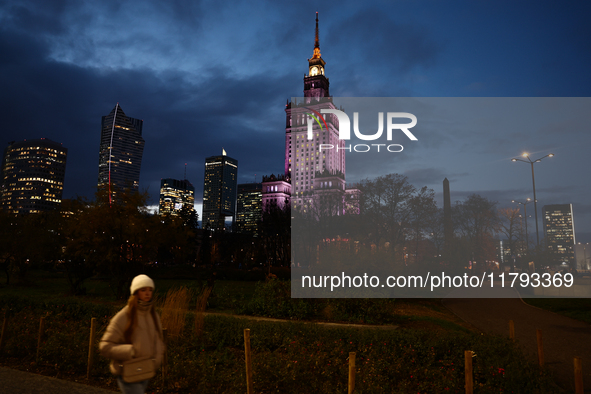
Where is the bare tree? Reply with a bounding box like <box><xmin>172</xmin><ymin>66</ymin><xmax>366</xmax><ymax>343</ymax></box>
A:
<box><xmin>453</xmin><ymin>194</ymin><xmax>500</xmax><ymax>271</ymax></box>
<box><xmin>407</xmin><ymin>186</ymin><xmax>438</xmax><ymax>266</ymax></box>
<box><xmin>359</xmin><ymin>174</ymin><xmax>415</xmax><ymax>265</ymax></box>
<box><xmin>260</xmin><ymin>201</ymin><xmax>291</xmax><ymax>271</ymax></box>
<box><xmin>425</xmin><ymin>208</ymin><xmax>445</xmax><ymax>261</ymax></box>
<box><xmin>63</xmin><ymin>187</ymin><xmax>159</xmax><ymax>299</ymax></box>
<box><xmin>498</xmin><ymin>207</ymin><xmax>522</xmax><ymax>265</ymax></box>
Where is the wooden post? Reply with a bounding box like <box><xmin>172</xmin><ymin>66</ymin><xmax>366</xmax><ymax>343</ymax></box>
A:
<box><xmin>36</xmin><ymin>317</ymin><xmax>45</xmax><ymax>362</ymax></box>
<box><xmin>509</xmin><ymin>320</ymin><xmax>515</xmax><ymax>341</ymax></box>
<box><xmin>244</xmin><ymin>329</ymin><xmax>253</xmax><ymax>394</ymax></box>
<box><xmin>574</xmin><ymin>357</ymin><xmax>583</xmax><ymax>394</ymax></box>
<box><xmin>162</xmin><ymin>328</ymin><xmax>168</xmax><ymax>389</ymax></box>
<box><xmin>87</xmin><ymin>318</ymin><xmax>96</xmax><ymax>379</ymax></box>
<box><xmin>0</xmin><ymin>313</ymin><xmax>7</xmax><ymax>352</ymax></box>
<box><xmin>536</xmin><ymin>329</ymin><xmax>544</xmax><ymax>368</ymax></box>
<box><xmin>348</xmin><ymin>352</ymin><xmax>356</xmax><ymax>394</ymax></box>
<box><xmin>464</xmin><ymin>350</ymin><xmax>473</xmax><ymax>394</ymax></box>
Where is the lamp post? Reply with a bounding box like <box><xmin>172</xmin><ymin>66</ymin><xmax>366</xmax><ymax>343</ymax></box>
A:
<box><xmin>512</xmin><ymin>198</ymin><xmax>532</xmax><ymax>253</ymax></box>
<box><xmin>511</xmin><ymin>152</ymin><xmax>554</xmax><ymax>249</ymax></box>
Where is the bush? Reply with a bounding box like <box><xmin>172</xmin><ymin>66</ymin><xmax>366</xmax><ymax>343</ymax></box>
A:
<box><xmin>160</xmin><ymin>286</ymin><xmax>191</xmax><ymax>338</ymax></box>
<box><xmin>326</xmin><ymin>298</ymin><xmax>397</xmax><ymax>324</ymax></box>
<box><xmin>237</xmin><ymin>279</ymin><xmax>319</xmax><ymax>320</ymax></box>
<box><xmin>233</xmin><ymin>280</ymin><xmax>398</xmax><ymax>325</ymax></box>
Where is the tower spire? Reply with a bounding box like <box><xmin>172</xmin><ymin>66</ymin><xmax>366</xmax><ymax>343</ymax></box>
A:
<box><xmin>304</xmin><ymin>11</ymin><xmax>328</xmax><ymax>97</ymax></box>
<box><xmin>315</xmin><ymin>12</ymin><xmax>319</xmax><ymax>49</ymax></box>
<box><xmin>312</xmin><ymin>12</ymin><xmax>321</xmax><ymax>59</ymax></box>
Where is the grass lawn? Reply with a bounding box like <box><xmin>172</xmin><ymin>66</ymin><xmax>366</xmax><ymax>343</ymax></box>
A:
<box><xmin>0</xmin><ymin>287</ymin><xmax>562</xmax><ymax>393</ymax></box>
<box><xmin>0</xmin><ymin>270</ymin><xmax>475</xmax><ymax>332</ymax></box>
<box><xmin>524</xmin><ymin>298</ymin><xmax>591</xmax><ymax>325</ymax></box>
<box><xmin>0</xmin><ymin>270</ymin><xmax>567</xmax><ymax>392</ymax></box>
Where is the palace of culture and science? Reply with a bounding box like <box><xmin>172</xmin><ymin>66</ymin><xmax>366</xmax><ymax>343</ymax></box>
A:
<box><xmin>262</xmin><ymin>13</ymin><xmax>359</xmax><ymax>216</ymax></box>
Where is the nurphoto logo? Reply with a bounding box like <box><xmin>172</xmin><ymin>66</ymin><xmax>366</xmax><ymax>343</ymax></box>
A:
<box><xmin>305</xmin><ymin>108</ymin><xmax>418</xmax><ymax>153</ymax></box>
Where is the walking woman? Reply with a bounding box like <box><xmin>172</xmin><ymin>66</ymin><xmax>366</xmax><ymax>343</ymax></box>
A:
<box><xmin>100</xmin><ymin>275</ymin><xmax>165</xmax><ymax>394</ymax></box>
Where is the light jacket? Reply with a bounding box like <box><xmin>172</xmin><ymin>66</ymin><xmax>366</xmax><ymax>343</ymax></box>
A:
<box><xmin>99</xmin><ymin>303</ymin><xmax>165</xmax><ymax>375</ymax></box>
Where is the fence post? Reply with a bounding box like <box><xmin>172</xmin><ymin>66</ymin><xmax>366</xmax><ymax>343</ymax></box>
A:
<box><xmin>87</xmin><ymin>318</ymin><xmax>96</xmax><ymax>379</ymax></box>
<box><xmin>574</xmin><ymin>357</ymin><xmax>583</xmax><ymax>394</ymax></box>
<box><xmin>244</xmin><ymin>329</ymin><xmax>253</xmax><ymax>394</ymax></box>
<box><xmin>464</xmin><ymin>350</ymin><xmax>473</xmax><ymax>394</ymax></box>
<box><xmin>0</xmin><ymin>312</ymin><xmax>7</xmax><ymax>352</ymax></box>
<box><xmin>162</xmin><ymin>328</ymin><xmax>168</xmax><ymax>389</ymax></box>
<box><xmin>508</xmin><ymin>320</ymin><xmax>515</xmax><ymax>341</ymax></box>
<box><xmin>536</xmin><ymin>329</ymin><xmax>544</xmax><ymax>368</ymax></box>
<box><xmin>36</xmin><ymin>317</ymin><xmax>45</xmax><ymax>363</ymax></box>
<box><xmin>348</xmin><ymin>352</ymin><xmax>356</xmax><ymax>394</ymax></box>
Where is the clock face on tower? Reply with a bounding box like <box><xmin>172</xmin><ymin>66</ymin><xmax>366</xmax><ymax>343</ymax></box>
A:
<box><xmin>310</xmin><ymin>66</ymin><xmax>318</xmax><ymax>76</ymax></box>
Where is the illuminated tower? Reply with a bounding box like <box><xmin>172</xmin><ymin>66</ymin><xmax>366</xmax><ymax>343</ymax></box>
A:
<box><xmin>286</xmin><ymin>12</ymin><xmax>346</xmax><ymax>214</ymax></box>
<box><xmin>236</xmin><ymin>182</ymin><xmax>262</xmax><ymax>235</ymax></box>
<box><xmin>159</xmin><ymin>178</ymin><xmax>195</xmax><ymax>216</ymax></box>
<box><xmin>97</xmin><ymin>104</ymin><xmax>145</xmax><ymax>202</ymax></box>
<box><xmin>543</xmin><ymin>204</ymin><xmax>575</xmax><ymax>266</ymax></box>
<box><xmin>203</xmin><ymin>149</ymin><xmax>238</xmax><ymax>230</ymax></box>
<box><xmin>0</xmin><ymin>138</ymin><xmax>67</xmax><ymax>214</ymax></box>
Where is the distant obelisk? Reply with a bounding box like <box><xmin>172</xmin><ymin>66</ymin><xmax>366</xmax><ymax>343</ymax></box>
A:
<box><xmin>443</xmin><ymin>178</ymin><xmax>453</xmax><ymax>259</ymax></box>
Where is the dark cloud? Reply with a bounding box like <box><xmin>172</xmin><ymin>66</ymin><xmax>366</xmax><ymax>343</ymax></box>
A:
<box><xmin>329</xmin><ymin>9</ymin><xmax>440</xmax><ymax>73</ymax></box>
<box><xmin>402</xmin><ymin>168</ymin><xmax>449</xmax><ymax>187</ymax></box>
<box><xmin>1</xmin><ymin>0</ymin><xmax>71</xmax><ymax>36</ymax></box>
<box><xmin>325</xmin><ymin>9</ymin><xmax>440</xmax><ymax>97</ymax></box>
<box><xmin>1</xmin><ymin>0</ymin><xmax>590</xmax><ymax>241</ymax></box>
<box><xmin>0</xmin><ymin>20</ymin><xmax>294</xmax><ymax>204</ymax></box>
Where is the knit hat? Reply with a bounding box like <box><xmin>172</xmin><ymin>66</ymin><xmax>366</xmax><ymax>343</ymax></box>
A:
<box><xmin>130</xmin><ymin>274</ymin><xmax>155</xmax><ymax>295</ymax></box>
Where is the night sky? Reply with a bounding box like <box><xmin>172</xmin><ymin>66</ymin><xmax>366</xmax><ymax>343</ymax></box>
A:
<box><xmin>1</xmin><ymin>1</ymin><xmax>590</xmax><ymax>241</ymax></box>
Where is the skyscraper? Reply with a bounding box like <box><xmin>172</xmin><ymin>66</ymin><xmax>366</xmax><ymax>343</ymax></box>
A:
<box><xmin>574</xmin><ymin>243</ymin><xmax>590</xmax><ymax>270</ymax></box>
<box><xmin>0</xmin><ymin>138</ymin><xmax>67</xmax><ymax>214</ymax></box>
<box><xmin>97</xmin><ymin>104</ymin><xmax>145</xmax><ymax>202</ymax></box>
<box><xmin>203</xmin><ymin>149</ymin><xmax>238</xmax><ymax>230</ymax></box>
<box><xmin>159</xmin><ymin>178</ymin><xmax>195</xmax><ymax>216</ymax></box>
<box><xmin>543</xmin><ymin>204</ymin><xmax>576</xmax><ymax>266</ymax></box>
<box><xmin>285</xmin><ymin>12</ymin><xmax>347</xmax><ymax>215</ymax></box>
<box><xmin>236</xmin><ymin>182</ymin><xmax>262</xmax><ymax>235</ymax></box>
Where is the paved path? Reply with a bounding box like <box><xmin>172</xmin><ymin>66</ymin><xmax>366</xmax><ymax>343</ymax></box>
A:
<box><xmin>443</xmin><ymin>292</ymin><xmax>591</xmax><ymax>392</ymax></box>
<box><xmin>203</xmin><ymin>311</ymin><xmax>399</xmax><ymax>330</ymax></box>
<box><xmin>0</xmin><ymin>367</ymin><xmax>116</xmax><ymax>393</ymax></box>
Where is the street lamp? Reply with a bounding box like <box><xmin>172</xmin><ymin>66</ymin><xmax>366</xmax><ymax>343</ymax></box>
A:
<box><xmin>512</xmin><ymin>198</ymin><xmax>533</xmax><ymax>252</ymax></box>
<box><xmin>511</xmin><ymin>152</ymin><xmax>554</xmax><ymax>249</ymax></box>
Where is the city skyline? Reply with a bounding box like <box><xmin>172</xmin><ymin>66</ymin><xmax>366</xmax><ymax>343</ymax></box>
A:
<box><xmin>1</xmin><ymin>1</ymin><xmax>591</xmax><ymax>241</ymax></box>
